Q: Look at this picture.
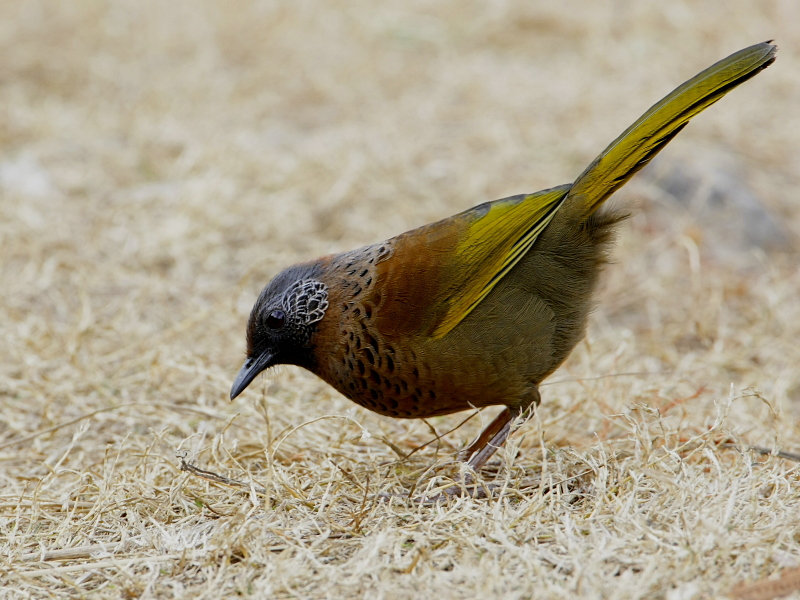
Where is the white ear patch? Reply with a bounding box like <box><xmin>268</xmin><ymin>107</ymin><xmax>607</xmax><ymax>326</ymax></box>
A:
<box><xmin>283</xmin><ymin>280</ymin><xmax>329</xmax><ymax>325</ymax></box>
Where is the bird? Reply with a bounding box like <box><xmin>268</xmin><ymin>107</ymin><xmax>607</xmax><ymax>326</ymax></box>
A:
<box><xmin>230</xmin><ymin>42</ymin><xmax>777</xmax><ymax>472</ymax></box>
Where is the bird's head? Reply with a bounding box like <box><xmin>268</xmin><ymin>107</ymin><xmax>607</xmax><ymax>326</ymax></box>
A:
<box><xmin>230</xmin><ymin>264</ymin><xmax>329</xmax><ymax>400</ymax></box>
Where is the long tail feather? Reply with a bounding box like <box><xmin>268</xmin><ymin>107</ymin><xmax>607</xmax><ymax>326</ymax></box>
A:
<box><xmin>567</xmin><ymin>41</ymin><xmax>777</xmax><ymax>218</ymax></box>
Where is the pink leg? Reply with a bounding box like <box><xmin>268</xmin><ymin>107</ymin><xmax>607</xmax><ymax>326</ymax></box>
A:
<box><xmin>462</xmin><ymin>387</ymin><xmax>540</xmax><ymax>471</ymax></box>
<box><xmin>461</xmin><ymin>408</ymin><xmax>513</xmax><ymax>467</ymax></box>
<box><xmin>464</xmin><ymin>408</ymin><xmax>518</xmax><ymax>470</ymax></box>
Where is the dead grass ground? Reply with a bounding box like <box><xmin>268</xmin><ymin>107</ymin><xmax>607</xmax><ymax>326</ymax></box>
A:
<box><xmin>1</xmin><ymin>1</ymin><xmax>800</xmax><ymax>598</ymax></box>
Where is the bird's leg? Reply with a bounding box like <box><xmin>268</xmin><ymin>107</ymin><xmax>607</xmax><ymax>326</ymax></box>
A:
<box><xmin>413</xmin><ymin>388</ymin><xmax>540</xmax><ymax>502</ymax></box>
<box><xmin>460</xmin><ymin>408</ymin><xmax>513</xmax><ymax>465</ymax></box>
<box><xmin>464</xmin><ymin>407</ymin><xmax>519</xmax><ymax>471</ymax></box>
<box><xmin>463</xmin><ymin>386</ymin><xmax>541</xmax><ymax>471</ymax></box>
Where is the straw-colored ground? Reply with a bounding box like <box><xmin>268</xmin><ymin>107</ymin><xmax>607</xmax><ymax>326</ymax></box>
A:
<box><xmin>2</xmin><ymin>1</ymin><xmax>799</xmax><ymax>598</ymax></box>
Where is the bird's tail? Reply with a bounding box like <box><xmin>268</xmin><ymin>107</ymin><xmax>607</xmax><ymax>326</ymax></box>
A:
<box><xmin>565</xmin><ymin>41</ymin><xmax>777</xmax><ymax>220</ymax></box>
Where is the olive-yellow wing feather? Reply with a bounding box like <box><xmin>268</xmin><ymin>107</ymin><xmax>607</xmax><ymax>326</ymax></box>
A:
<box><xmin>430</xmin><ymin>185</ymin><xmax>569</xmax><ymax>339</ymax></box>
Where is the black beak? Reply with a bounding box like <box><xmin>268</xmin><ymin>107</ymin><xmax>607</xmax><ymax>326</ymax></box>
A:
<box><xmin>230</xmin><ymin>352</ymin><xmax>273</xmax><ymax>400</ymax></box>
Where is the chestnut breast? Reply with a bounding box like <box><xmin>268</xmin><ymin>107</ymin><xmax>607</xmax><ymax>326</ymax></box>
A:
<box><xmin>311</xmin><ymin>218</ymin><xmax>557</xmax><ymax>418</ymax></box>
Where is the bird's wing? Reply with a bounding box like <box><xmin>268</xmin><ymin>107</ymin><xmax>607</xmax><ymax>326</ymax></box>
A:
<box><xmin>404</xmin><ymin>185</ymin><xmax>570</xmax><ymax>338</ymax></box>
<box><xmin>371</xmin><ymin>185</ymin><xmax>570</xmax><ymax>342</ymax></box>
<box><xmin>429</xmin><ymin>184</ymin><xmax>570</xmax><ymax>339</ymax></box>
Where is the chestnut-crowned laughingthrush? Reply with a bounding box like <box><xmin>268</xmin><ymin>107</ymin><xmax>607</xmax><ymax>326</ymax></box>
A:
<box><xmin>231</xmin><ymin>42</ymin><xmax>777</xmax><ymax>470</ymax></box>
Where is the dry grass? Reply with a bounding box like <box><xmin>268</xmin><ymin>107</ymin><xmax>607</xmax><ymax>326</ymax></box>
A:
<box><xmin>2</xmin><ymin>1</ymin><xmax>800</xmax><ymax>598</ymax></box>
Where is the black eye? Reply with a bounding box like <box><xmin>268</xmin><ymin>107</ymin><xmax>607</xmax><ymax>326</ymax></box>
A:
<box><xmin>266</xmin><ymin>310</ymin><xmax>286</xmax><ymax>330</ymax></box>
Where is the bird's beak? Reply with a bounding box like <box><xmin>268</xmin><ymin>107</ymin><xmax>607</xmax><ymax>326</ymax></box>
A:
<box><xmin>230</xmin><ymin>352</ymin><xmax>273</xmax><ymax>400</ymax></box>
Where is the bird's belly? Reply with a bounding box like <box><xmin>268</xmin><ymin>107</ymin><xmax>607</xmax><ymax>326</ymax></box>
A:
<box><xmin>319</xmin><ymin>290</ymin><xmax>558</xmax><ymax>418</ymax></box>
<box><xmin>321</xmin><ymin>351</ymin><xmax>512</xmax><ymax>418</ymax></box>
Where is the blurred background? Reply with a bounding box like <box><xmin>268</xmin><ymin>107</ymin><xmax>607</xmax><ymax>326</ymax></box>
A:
<box><xmin>2</xmin><ymin>1</ymin><xmax>800</xmax><ymax>595</ymax></box>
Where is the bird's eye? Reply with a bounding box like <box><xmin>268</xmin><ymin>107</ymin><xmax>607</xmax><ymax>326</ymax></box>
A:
<box><xmin>266</xmin><ymin>310</ymin><xmax>286</xmax><ymax>330</ymax></box>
